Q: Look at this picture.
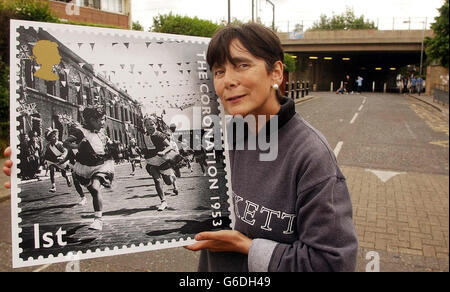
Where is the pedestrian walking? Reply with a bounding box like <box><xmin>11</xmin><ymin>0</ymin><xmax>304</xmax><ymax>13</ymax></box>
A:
<box><xmin>344</xmin><ymin>75</ymin><xmax>353</xmax><ymax>94</ymax></box>
<box><xmin>410</xmin><ymin>76</ymin><xmax>417</xmax><ymax>94</ymax></box>
<box><xmin>63</xmin><ymin>106</ymin><xmax>115</xmax><ymax>231</ymax></box>
<box><xmin>416</xmin><ymin>76</ymin><xmax>424</xmax><ymax>95</ymax></box>
<box><xmin>356</xmin><ymin>76</ymin><xmax>363</xmax><ymax>94</ymax></box>
<box><xmin>185</xmin><ymin>23</ymin><xmax>358</xmax><ymax>272</ymax></box>
<box><xmin>43</xmin><ymin>128</ymin><xmax>72</xmax><ymax>193</ymax></box>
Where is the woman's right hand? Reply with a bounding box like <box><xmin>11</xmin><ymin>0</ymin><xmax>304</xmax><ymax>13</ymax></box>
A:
<box><xmin>3</xmin><ymin>147</ymin><xmax>12</xmax><ymax>189</ymax></box>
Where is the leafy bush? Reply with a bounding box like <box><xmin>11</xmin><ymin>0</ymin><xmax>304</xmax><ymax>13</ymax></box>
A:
<box><xmin>151</xmin><ymin>13</ymin><xmax>221</xmax><ymax>37</ymax></box>
<box><xmin>425</xmin><ymin>0</ymin><xmax>449</xmax><ymax>68</ymax></box>
<box><xmin>310</xmin><ymin>7</ymin><xmax>376</xmax><ymax>31</ymax></box>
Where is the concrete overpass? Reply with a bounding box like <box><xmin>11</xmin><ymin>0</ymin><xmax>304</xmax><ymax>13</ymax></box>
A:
<box><xmin>279</xmin><ymin>29</ymin><xmax>434</xmax><ymax>92</ymax></box>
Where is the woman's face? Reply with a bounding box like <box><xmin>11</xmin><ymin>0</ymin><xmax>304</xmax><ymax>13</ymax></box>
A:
<box><xmin>212</xmin><ymin>39</ymin><xmax>282</xmax><ymax>117</ymax></box>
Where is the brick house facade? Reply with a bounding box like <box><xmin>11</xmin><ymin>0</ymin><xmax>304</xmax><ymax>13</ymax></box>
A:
<box><xmin>47</xmin><ymin>0</ymin><xmax>132</xmax><ymax>29</ymax></box>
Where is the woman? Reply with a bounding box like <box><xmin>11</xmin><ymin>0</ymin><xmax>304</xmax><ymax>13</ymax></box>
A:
<box><xmin>184</xmin><ymin>23</ymin><xmax>358</xmax><ymax>272</ymax></box>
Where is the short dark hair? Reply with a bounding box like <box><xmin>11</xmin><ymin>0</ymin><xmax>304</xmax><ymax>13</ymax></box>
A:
<box><xmin>82</xmin><ymin>105</ymin><xmax>106</xmax><ymax>130</ymax></box>
<box><xmin>207</xmin><ymin>23</ymin><xmax>284</xmax><ymax>73</ymax></box>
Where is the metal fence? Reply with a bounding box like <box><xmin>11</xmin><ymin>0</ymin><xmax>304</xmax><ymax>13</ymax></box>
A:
<box><xmin>433</xmin><ymin>84</ymin><xmax>449</xmax><ymax>106</ymax></box>
<box><xmin>271</xmin><ymin>16</ymin><xmax>433</xmax><ymax>34</ymax></box>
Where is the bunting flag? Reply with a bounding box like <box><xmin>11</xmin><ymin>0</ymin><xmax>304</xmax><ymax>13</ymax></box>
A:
<box><xmin>112</xmin><ymin>43</ymin><xmax>118</xmax><ymax>47</ymax></box>
<box><xmin>96</xmin><ymin>86</ymin><xmax>101</xmax><ymax>93</ymax></box>
<box><xmin>89</xmin><ymin>43</ymin><xmax>95</xmax><ymax>50</ymax></box>
<box><xmin>138</xmin><ymin>71</ymin><xmax>142</xmax><ymax>75</ymax></box>
<box><xmin>179</xmin><ymin>70</ymin><xmax>183</xmax><ymax>74</ymax></box>
<box><xmin>77</xmin><ymin>43</ymin><xmax>83</xmax><ymax>49</ymax></box>
<box><xmin>79</xmin><ymin>63</ymin><xmax>85</xmax><ymax>68</ymax></box>
<box><xmin>145</xmin><ymin>42</ymin><xmax>151</xmax><ymax>48</ymax></box>
<box><xmin>120</xmin><ymin>64</ymin><xmax>125</xmax><ymax>70</ymax></box>
<box><xmin>163</xmin><ymin>71</ymin><xmax>167</xmax><ymax>74</ymax></box>
<box><xmin>61</xmin><ymin>81</ymin><xmax>67</xmax><ymax>87</ymax></box>
<box><xmin>75</xmin><ymin>85</ymin><xmax>81</xmax><ymax>92</ymax></box>
<box><xmin>130</xmin><ymin>64</ymin><xmax>135</xmax><ymax>73</ymax></box>
<box><xmin>154</xmin><ymin>71</ymin><xmax>159</xmax><ymax>76</ymax></box>
<box><xmin>149</xmin><ymin>64</ymin><xmax>154</xmax><ymax>67</ymax></box>
<box><xmin>158</xmin><ymin>64</ymin><xmax>163</xmax><ymax>68</ymax></box>
<box><xmin>157</xmin><ymin>41</ymin><xmax>163</xmax><ymax>45</ymax></box>
<box><xmin>124</xmin><ymin>43</ymin><xmax>130</xmax><ymax>49</ymax></box>
<box><xmin>177</xmin><ymin>63</ymin><xmax>182</xmax><ymax>66</ymax></box>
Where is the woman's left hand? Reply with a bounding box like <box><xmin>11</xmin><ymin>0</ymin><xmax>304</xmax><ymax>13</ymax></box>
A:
<box><xmin>185</xmin><ymin>230</ymin><xmax>252</xmax><ymax>254</ymax></box>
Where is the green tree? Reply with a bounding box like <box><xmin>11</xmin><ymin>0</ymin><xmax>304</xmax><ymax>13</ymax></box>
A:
<box><xmin>284</xmin><ymin>53</ymin><xmax>297</xmax><ymax>73</ymax></box>
<box><xmin>151</xmin><ymin>13</ymin><xmax>221</xmax><ymax>37</ymax></box>
<box><xmin>132</xmin><ymin>20</ymin><xmax>144</xmax><ymax>31</ymax></box>
<box><xmin>310</xmin><ymin>7</ymin><xmax>376</xmax><ymax>31</ymax></box>
<box><xmin>424</xmin><ymin>0</ymin><xmax>449</xmax><ymax>68</ymax></box>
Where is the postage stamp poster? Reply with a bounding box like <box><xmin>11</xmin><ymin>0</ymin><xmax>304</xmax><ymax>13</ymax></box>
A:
<box><xmin>9</xmin><ymin>20</ymin><xmax>231</xmax><ymax>268</ymax></box>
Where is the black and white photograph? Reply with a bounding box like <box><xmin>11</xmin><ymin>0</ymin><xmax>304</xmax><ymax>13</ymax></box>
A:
<box><xmin>9</xmin><ymin>20</ymin><xmax>230</xmax><ymax>268</ymax></box>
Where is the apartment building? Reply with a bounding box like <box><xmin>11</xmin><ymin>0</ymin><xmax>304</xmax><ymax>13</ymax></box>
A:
<box><xmin>48</xmin><ymin>0</ymin><xmax>132</xmax><ymax>29</ymax></box>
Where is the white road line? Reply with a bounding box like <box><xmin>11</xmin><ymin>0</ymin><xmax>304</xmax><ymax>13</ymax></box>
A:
<box><xmin>334</xmin><ymin>141</ymin><xmax>344</xmax><ymax>158</ymax></box>
<box><xmin>350</xmin><ymin>113</ymin><xmax>359</xmax><ymax>124</ymax></box>
<box><xmin>358</xmin><ymin>105</ymin><xmax>364</xmax><ymax>111</ymax></box>
<box><xmin>404</xmin><ymin>122</ymin><xmax>417</xmax><ymax>139</ymax></box>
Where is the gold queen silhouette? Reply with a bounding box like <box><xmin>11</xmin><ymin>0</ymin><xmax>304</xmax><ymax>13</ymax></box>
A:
<box><xmin>32</xmin><ymin>40</ymin><xmax>61</xmax><ymax>81</ymax></box>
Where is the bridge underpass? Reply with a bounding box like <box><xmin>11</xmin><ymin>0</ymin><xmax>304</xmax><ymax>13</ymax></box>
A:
<box><xmin>294</xmin><ymin>51</ymin><xmax>421</xmax><ymax>92</ymax></box>
<box><xmin>280</xmin><ymin>29</ymin><xmax>434</xmax><ymax>92</ymax></box>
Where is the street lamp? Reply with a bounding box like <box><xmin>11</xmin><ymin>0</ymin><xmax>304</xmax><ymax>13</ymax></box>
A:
<box><xmin>266</xmin><ymin>0</ymin><xmax>275</xmax><ymax>30</ymax></box>
<box><xmin>404</xmin><ymin>18</ymin><xmax>427</xmax><ymax>76</ymax></box>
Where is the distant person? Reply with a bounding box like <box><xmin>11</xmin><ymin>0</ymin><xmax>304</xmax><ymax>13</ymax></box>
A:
<box><xmin>402</xmin><ymin>76</ymin><xmax>409</xmax><ymax>94</ymax></box>
<box><xmin>356</xmin><ymin>76</ymin><xmax>363</xmax><ymax>94</ymax></box>
<box><xmin>410</xmin><ymin>76</ymin><xmax>417</xmax><ymax>94</ymax></box>
<box><xmin>416</xmin><ymin>76</ymin><xmax>424</xmax><ymax>95</ymax></box>
<box><xmin>344</xmin><ymin>75</ymin><xmax>353</xmax><ymax>94</ymax></box>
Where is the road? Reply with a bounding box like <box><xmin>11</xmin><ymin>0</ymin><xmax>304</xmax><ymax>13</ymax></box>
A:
<box><xmin>0</xmin><ymin>92</ymin><xmax>448</xmax><ymax>272</ymax></box>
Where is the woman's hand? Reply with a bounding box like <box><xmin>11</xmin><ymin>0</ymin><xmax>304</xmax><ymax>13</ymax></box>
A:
<box><xmin>3</xmin><ymin>147</ymin><xmax>12</xmax><ymax>189</ymax></box>
<box><xmin>185</xmin><ymin>230</ymin><xmax>252</xmax><ymax>255</ymax></box>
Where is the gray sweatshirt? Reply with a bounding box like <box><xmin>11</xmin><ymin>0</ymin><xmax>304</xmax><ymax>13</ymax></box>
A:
<box><xmin>198</xmin><ymin>97</ymin><xmax>358</xmax><ymax>272</ymax></box>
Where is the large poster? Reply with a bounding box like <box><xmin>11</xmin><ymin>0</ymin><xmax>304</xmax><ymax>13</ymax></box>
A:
<box><xmin>9</xmin><ymin>20</ymin><xmax>231</xmax><ymax>268</ymax></box>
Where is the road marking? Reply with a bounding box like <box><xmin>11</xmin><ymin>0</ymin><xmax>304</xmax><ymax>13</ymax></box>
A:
<box><xmin>358</xmin><ymin>105</ymin><xmax>364</xmax><ymax>111</ymax></box>
<box><xmin>350</xmin><ymin>113</ymin><xmax>359</xmax><ymax>124</ymax></box>
<box><xmin>430</xmin><ymin>140</ymin><xmax>449</xmax><ymax>148</ymax></box>
<box><xmin>404</xmin><ymin>122</ymin><xmax>417</xmax><ymax>139</ymax></box>
<box><xmin>334</xmin><ymin>141</ymin><xmax>344</xmax><ymax>158</ymax></box>
<box><xmin>365</xmin><ymin>169</ymin><xmax>405</xmax><ymax>183</ymax></box>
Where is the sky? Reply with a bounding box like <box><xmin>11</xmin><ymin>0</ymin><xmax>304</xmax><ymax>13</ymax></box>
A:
<box><xmin>132</xmin><ymin>0</ymin><xmax>445</xmax><ymax>31</ymax></box>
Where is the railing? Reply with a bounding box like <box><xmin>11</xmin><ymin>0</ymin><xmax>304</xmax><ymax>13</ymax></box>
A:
<box><xmin>284</xmin><ymin>81</ymin><xmax>310</xmax><ymax>99</ymax></box>
<box><xmin>267</xmin><ymin>16</ymin><xmax>433</xmax><ymax>34</ymax></box>
<box><xmin>433</xmin><ymin>85</ymin><xmax>449</xmax><ymax>106</ymax></box>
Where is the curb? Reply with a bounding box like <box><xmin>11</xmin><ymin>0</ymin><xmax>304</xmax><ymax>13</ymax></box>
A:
<box><xmin>407</xmin><ymin>94</ymin><xmax>449</xmax><ymax>119</ymax></box>
<box><xmin>293</xmin><ymin>95</ymin><xmax>315</xmax><ymax>104</ymax></box>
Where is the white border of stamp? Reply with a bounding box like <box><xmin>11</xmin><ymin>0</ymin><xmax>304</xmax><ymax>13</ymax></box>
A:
<box><xmin>10</xmin><ymin>19</ymin><xmax>234</xmax><ymax>268</ymax></box>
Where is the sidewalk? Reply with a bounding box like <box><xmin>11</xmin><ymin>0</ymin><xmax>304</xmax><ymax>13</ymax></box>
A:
<box><xmin>408</xmin><ymin>94</ymin><xmax>449</xmax><ymax>119</ymax></box>
<box><xmin>0</xmin><ymin>159</ymin><xmax>10</xmax><ymax>203</ymax></box>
